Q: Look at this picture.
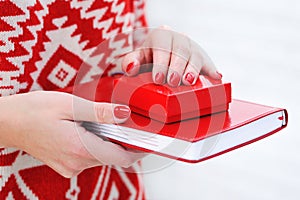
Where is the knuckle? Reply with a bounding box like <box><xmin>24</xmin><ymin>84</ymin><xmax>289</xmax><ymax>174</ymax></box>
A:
<box><xmin>192</xmin><ymin>50</ymin><xmax>204</xmax><ymax>61</ymax></box>
<box><xmin>189</xmin><ymin>53</ymin><xmax>204</xmax><ymax>68</ymax></box>
<box><xmin>95</xmin><ymin>104</ymin><xmax>107</xmax><ymax>122</ymax></box>
<box><xmin>177</xmin><ymin>45</ymin><xmax>190</xmax><ymax>54</ymax></box>
<box><xmin>173</xmin><ymin>45</ymin><xmax>190</xmax><ymax>59</ymax></box>
<box><xmin>187</xmin><ymin>63</ymin><xmax>199</xmax><ymax>72</ymax></box>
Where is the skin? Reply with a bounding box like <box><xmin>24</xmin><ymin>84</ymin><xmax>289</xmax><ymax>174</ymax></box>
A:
<box><xmin>122</xmin><ymin>27</ymin><xmax>222</xmax><ymax>86</ymax></box>
<box><xmin>0</xmin><ymin>91</ymin><xmax>142</xmax><ymax>178</ymax></box>
<box><xmin>0</xmin><ymin>27</ymin><xmax>221</xmax><ymax>178</ymax></box>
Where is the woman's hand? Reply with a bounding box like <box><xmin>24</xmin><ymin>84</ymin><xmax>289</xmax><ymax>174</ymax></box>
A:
<box><xmin>0</xmin><ymin>91</ymin><xmax>142</xmax><ymax>178</ymax></box>
<box><xmin>122</xmin><ymin>26</ymin><xmax>222</xmax><ymax>87</ymax></box>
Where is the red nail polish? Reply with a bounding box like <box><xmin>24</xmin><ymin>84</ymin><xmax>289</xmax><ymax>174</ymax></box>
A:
<box><xmin>185</xmin><ymin>72</ymin><xmax>195</xmax><ymax>85</ymax></box>
<box><xmin>216</xmin><ymin>71</ymin><xmax>223</xmax><ymax>79</ymax></box>
<box><xmin>155</xmin><ymin>72</ymin><xmax>165</xmax><ymax>84</ymax></box>
<box><xmin>126</xmin><ymin>62</ymin><xmax>136</xmax><ymax>74</ymax></box>
<box><xmin>114</xmin><ymin>106</ymin><xmax>131</xmax><ymax>119</ymax></box>
<box><xmin>169</xmin><ymin>72</ymin><xmax>180</xmax><ymax>87</ymax></box>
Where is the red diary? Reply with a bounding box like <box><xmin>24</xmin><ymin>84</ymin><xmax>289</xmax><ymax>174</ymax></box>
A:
<box><xmin>112</xmin><ymin>73</ymin><xmax>232</xmax><ymax>123</ymax></box>
<box><xmin>64</xmin><ymin>75</ymin><xmax>288</xmax><ymax>163</ymax></box>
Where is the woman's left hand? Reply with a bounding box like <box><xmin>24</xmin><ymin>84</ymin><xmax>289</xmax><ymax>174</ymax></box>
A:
<box><xmin>122</xmin><ymin>26</ymin><xmax>222</xmax><ymax>87</ymax></box>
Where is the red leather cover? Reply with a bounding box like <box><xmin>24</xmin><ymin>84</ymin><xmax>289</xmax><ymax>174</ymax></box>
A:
<box><xmin>61</xmin><ymin>75</ymin><xmax>288</xmax><ymax>163</ymax></box>
<box><xmin>125</xmin><ymin>99</ymin><xmax>286</xmax><ymax>141</ymax></box>
<box><xmin>63</xmin><ymin>75</ymin><xmax>287</xmax><ymax>142</ymax></box>
<box><xmin>112</xmin><ymin>99</ymin><xmax>287</xmax><ymax>163</ymax></box>
<box><xmin>112</xmin><ymin>73</ymin><xmax>232</xmax><ymax>123</ymax></box>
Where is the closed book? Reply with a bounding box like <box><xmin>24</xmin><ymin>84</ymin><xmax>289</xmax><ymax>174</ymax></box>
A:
<box><xmin>63</xmin><ymin>75</ymin><xmax>288</xmax><ymax>163</ymax></box>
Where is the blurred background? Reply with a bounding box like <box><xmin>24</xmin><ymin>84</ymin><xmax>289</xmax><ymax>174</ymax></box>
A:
<box><xmin>142</xmin><ymin>0</ymin><xmax>300</xmax><ymax>199</ymax></box>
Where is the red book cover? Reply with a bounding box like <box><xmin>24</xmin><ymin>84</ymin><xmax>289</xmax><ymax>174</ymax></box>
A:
<box><xmin>63</xmin><ymin>75</ymin><xmax>288</xmax><ymax>163</ymax></box>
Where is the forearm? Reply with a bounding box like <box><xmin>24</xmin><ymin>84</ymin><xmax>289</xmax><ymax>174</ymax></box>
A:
<box><xmin>0</xmin><ymin>94</ymin><xmax>20</xmax><ymax>148</ymax></box>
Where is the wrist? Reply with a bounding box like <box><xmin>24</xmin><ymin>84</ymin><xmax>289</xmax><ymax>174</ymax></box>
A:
<box><xmin>0</xmin><ymin>95</ymin><xmax>20</xmax><ymax>148</ymax></box>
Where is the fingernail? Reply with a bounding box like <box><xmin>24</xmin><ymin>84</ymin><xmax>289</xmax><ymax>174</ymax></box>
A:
<box><xmin>169</xmin><ymin>72</ymin><xmax>180</xmax><ymax>87</ymax></box>
<box><xmin>185</xmin><ymin>72</ymin><xmax>195</xmax><ymax>85</ymax></box>
<box><xmin>155</xmin><ymin>72</ymin><xmax>165</xmax><ymax>84</ymax></box>
<box><xmin>114</xmin><ymin>106</ymin><xmax>131</xmax><ymax>119</ymax></box>
<box><xmin>126</xmin><ymin>62</ymin><xmax>136</xmax><ymax>74</ymax></box>
<box><xmin>216</xmin><ymin>71</ymin><xmax>223</xmax><ymax>79</ymax></box>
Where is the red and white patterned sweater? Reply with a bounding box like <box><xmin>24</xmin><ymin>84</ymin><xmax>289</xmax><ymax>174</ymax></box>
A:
<box><xmin>0</xmin><ymin>0</ymin><xmax>147</xmax><ymax>199</ymax></box>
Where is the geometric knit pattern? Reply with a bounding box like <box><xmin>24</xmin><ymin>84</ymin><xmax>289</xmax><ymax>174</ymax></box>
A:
<box><xmin>0</xmin><ymin>0</ymin><xmax>147</xmax><ymax>199</ymax></box>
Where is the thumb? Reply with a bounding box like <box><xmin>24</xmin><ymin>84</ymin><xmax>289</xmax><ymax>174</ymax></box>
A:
<box><xmin>71</xmin><ymin>95</ymin><xmax>131</xmax><ymax>124</ymax></box>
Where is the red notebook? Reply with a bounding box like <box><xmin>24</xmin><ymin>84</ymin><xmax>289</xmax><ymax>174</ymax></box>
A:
<box><xmin>65</xmin><ymin>75</ymin><xmax>288</xmax><ymax>163</ymax></box>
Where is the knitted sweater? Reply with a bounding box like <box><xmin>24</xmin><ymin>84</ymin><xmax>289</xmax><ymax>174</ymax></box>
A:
<box><xmin>0</xmin><ymin>0</ymin><xmax>147</xmax><ymax>199</ymax></box>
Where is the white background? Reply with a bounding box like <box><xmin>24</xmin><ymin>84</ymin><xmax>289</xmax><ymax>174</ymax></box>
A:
<box><xmin>142</xmin><ymin>0</ymin><xmax>300</xmax><ymax>199</ymax></box>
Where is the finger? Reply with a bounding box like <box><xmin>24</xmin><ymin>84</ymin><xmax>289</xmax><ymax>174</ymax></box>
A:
<box><xmin>181</xmin><ymin>42</ymin><xmax>205</xmax><ymax>85</ymax></box>
<box><xmin>122</xmin><ymin>47</ymin><xmax>153</xmax><ymax>76</ymax></box>
<box><xmin>182</xmin><ymin>41</ymin><xmax>223</xmax><ymax>85</ymax></box>
<box><xmin>201</xmin><ymin>55</ymin><xmax>223</xmax><ymax>80</ymax></box>
<box><xmin>192</xmin><ymin>43</ymin><xmax>222</xmax><ymax>80</ymax></box>
<box><xmin>78</xmin><ymin>128</ymin><xmax>144</xmax><ymax>167</ymax></box>
<box><xmin>167</xmin><ymin>33</ymin><xmax>191</xmax><ymax>87</ymax></box>
<box><xmin>122</xmin><ymin>49</ymin><xmax>145</xmax><ymax>76</ymax></box>
<box><xmin>70</xmin><ymin>95</ymin><xmax>131</xmax><ymax>124</ymax></box>
<box><xmin>150</xmin><ymin>28</ymin><xmax>173</xmax><ymax>85</ymax></box>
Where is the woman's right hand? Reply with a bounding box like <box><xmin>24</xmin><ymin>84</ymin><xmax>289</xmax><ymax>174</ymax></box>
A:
<box><xmin>0</xmin><ymin>91</ymin><xmax>142</xmax><ymax>178</ymax></box>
